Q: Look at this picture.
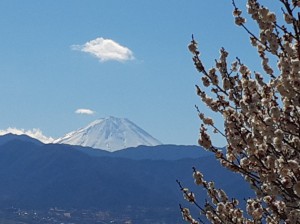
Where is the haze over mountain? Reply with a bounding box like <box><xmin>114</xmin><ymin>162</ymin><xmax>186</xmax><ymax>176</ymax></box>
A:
<box><xmin>54</xmin><ymin>116</ymin><xmax>162</xmax><ymax>152</ymax></box>
<box><xmin>0</xmin><ymin>128</ymin><xmax>54</xmax><ymax>144</ymax></box>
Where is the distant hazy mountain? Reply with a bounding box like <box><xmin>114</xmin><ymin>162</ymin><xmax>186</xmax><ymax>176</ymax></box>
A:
<box><xmin>54</xmin><ymin>116</ymin><xmax>162</xmax><ymax>152</ymax></box>
<box><xmin>0</xmin><ymin>136</ymin><xmax>253</xmax><ymax>223</ymax></box>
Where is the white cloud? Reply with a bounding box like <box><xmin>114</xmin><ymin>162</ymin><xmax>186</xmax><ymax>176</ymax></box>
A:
<box><xmin>71</xmin><ymin>37</ymin><xmax>134</xmax><ymax>62</ymax></box>
<box><xmin>75</xmin><ymin>108</ymin><xmax>95</xmax><ymax>115</ymax></box>
<box><xmin>0</xmin><ymin>127</ymin><xmax>54</xmax><ymax>143</ymax></box>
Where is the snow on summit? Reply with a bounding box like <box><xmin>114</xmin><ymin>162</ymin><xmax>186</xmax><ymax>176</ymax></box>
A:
<box><xmin>54</xmin><ymin>116</ymin><xmax>162</xmax><ymax>152</ymax></box>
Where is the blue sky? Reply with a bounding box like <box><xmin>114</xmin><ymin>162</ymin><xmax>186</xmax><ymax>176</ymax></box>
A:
<box><xmin>0</xmin><ymin>0</ymin><xmax>261</xmax><ymax>146</ymax></box>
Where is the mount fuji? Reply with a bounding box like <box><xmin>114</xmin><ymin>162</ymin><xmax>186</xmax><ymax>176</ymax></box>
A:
<box><xmin>54</xmin><ymin>116</ymin><xmax>162</xmax><ymax>152</ymax></box>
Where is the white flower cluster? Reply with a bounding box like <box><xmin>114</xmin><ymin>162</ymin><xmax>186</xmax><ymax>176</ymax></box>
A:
<box><xmin>182</xmin><ymin>0</ymin><xmax>300</xmax><ymax>223</ymax></box>
<box><xmin>180</xmin><ymin>207</ymin><xmax>199</xmax><ymax>224</ymax></box>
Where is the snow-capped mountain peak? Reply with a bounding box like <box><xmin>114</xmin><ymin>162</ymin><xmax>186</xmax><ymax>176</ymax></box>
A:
<box><xmin>54</xmin><ymin>116</ymin><xmax>162</xmax><ymax>152</ymax></box>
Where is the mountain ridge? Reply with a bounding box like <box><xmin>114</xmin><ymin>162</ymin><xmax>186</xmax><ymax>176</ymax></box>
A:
<box><xmin>0</xmin><ymin>133</ymin><xmax>209</xmax><ymax>160</ymax></box>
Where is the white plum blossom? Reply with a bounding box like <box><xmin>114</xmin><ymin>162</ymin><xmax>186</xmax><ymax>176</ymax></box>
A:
<box><xmin>294</xmin><ymin>182</ymin><xmax>300</xmax><ymax>197</ymax></box>
<box><xmin>180</xmin><ymin>0</ymin><xmax>300</xmax><ymax>223</ymax></box>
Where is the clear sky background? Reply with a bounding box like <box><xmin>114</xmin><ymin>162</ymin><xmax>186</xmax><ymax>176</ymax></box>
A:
<box><xmin>0</xmin><ymin>0</ymin><xmax>268</xmax><ymax>146</ymax></box>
